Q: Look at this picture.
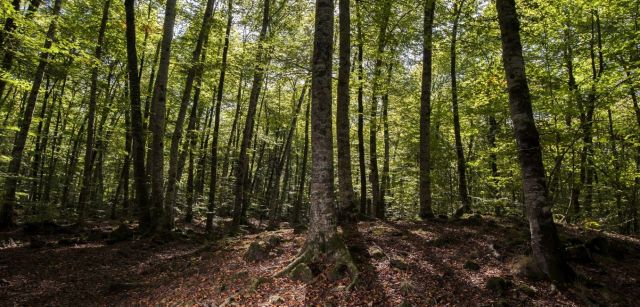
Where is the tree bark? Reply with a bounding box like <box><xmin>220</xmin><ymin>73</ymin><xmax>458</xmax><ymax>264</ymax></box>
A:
<box><xmin>336</xmin><ymin>0</ymin><xmax>356</xmax><ymax>223</ymax></box>
<box><xmin>77</xmin><ymin>0</ymin><xmax>111</xmax><ymax>225</ymax></box>
<box><xmin>0</xmin><ymin>0</ymin><xmax>21</xmax><ymax>98</ymax></box>
<box><xmin>292</xmin><ymin>99</ymin><xmax>310</xmax><ymax>226</ymax></box>
<box><xmin>419</xmin><ymin>0</ymin><xmax>436</xmax><ymax>219</ymax></box>
<box><xmin>150</xmin><ymin>0</ymin><xmax>179</xmax><ymax>231</ymax></box>
<box><xmin>0</xmin><ymin>0</ymin><xmax>63</xmax><ymax>229</ymax></box>
<box><xmin>370</xmin><ymin>0</ymin><xmax>392</xmax><ymax>219</ymax></box>
<box><xmin>355</xmin><ymin>0</ymin><xmax>367</xmax><ymax>217</ymax></box>
<box><xmin>268</xmin><ymin>85</ymin><xmax>307</xmax><ymax>227</ymax></box>
<box><xmin>165</xmin><ymin>0</ymin><xmax>217</xmax><ymax>226</ymax></box>
<box><xmin>496</xmin><ymin>0</ymin><xmax>574</xmax><ymax>282</ymax></box>
<box><xmin>206</xmin><ymin>0</ymin><xmax>233</xmax><ymax>233</ymax></box>
<box><xmin>451</xmin><ymin>0</ymin><xmax>471</xmax><ymax>218</ymax></box>
<box><xmin>232</xmin><ymin>0</ymin><xmax>270</xmax><ymax>227</ymax></box>
<box><xmin>124</xmin><ymin>0</ymin><xmax>151</xmax><ymax>231</ymax></box>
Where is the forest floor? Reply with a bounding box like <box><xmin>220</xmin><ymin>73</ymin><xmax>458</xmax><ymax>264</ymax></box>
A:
<box><xmin>1</xmin><ymin>215</ymin><xmax>639</xmax><ymax>306</ymax></box>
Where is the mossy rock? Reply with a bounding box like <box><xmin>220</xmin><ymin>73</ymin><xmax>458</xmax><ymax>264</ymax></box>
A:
<box><xmin>486</xmin><ymin>277</ymin><xmax>512</xmax><ymax>296</ymax></box>
<box><xmin>390</xmin><ymin>258</ymin><xmax>409</xmax><ymax>270</ymax></box>
<box><xmin>243</xmin><ymin>241</ymin><xmax>269</xmax><ymax>262</ymax></box>
<box><xmin>290</xmin><ymin>263</ymin><xmax>314</xmax><ymax>283</ymax></box>
<box><xmin>369</xmin><ymin>247</ymin><xmax>385</xmax><ymax>259</ymax></box>
<box><xmin>266</xmin><ymin>235</ymin><xmax>284</xmax><ymax>247</ymax></box>
<box><xmin>463</xmin><ymin>260</ymin><xmax>480</xmax><ymax>271</ymax></box>
<box><xmin>516</xmin><ymin>283</ymin><xmax>536</xmax><ymax>296</ymax></box>
<box><xmin>509</xmin><ymin>256</ymin><xmax>545</xmax><ymax>281</ymax></box>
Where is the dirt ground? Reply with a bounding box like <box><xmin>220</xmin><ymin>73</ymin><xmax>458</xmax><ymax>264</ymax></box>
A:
<box><xmin>1</xmin><ymin>216</ymin><xmax>639</xmax><ymax>306</ymax></box>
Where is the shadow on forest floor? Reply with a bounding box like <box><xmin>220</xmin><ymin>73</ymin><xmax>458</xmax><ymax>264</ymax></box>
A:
<box><xmin>1</xmin><ymin>216</ymin><xmax>639</xmax><ymax>306</ymax></box>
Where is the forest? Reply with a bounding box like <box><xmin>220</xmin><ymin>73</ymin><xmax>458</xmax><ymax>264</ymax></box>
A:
<box><xmin>1</xmin><ymin>0</ymin><xmax>639</xmax><ymax>305</ymax></box>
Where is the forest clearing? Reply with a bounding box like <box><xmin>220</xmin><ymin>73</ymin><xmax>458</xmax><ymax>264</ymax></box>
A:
<box><xmin>1</xmin><ymin>0</ymin><xmax>640</xmax><ymax>305</ymax></box>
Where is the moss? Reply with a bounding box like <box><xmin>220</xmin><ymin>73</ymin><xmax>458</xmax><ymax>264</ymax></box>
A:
<box><xmin>290</xmin><ymin>263</ymin><xmax>313</xmax><ymax>283</ymax></box>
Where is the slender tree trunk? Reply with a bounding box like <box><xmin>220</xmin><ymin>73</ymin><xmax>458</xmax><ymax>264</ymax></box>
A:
<box><xmin>151</xmin><ymin>0</ymin><xmax>179</xmax><ymax>231</ymax></box>
<box><xmin>369</xmin><ymin>0</ymin><xmax>392</xmax><ymax>219</ymax></box>
<box><xmin>420</xmin><ymin>1</ymin><xmax>437</xmax><ymax>220</ymax></box>
<box><xmin>336</xmin><ymin>0</ymin><xmax>356</xmax><ymax>222</ymax></box>
<box><xmin>206</xmin><ymin>0</ymin><xmax>234</xmax><ymax>233</ymax></box>
<box><xmin>124</xmin><ymin>0</ymin><xmax>151</xmax><ymax>230</ymax></box>
<box><xmin>451</xmin><ymin>0</ymin><xmax>471</xmax><ymax>218</ymax></box>
<box><xmin>355</xmin><ymin>0</ymin><xmax>367</xmax><ymax>217</ymax></box>
<box><xmin>165</xmin><ymin>0</ymin><xmax>217</xmax><ymax>227</ymax></box>
<box><xmin>292</xmin><ymin>100</ymin><xmax>310</xmax><ymax>226</ymax></box>
<box><xmin>232</xmin><ymin>0</ymin><xmax>270</xmax><ymax>227</ymax></box>
<box><xmin>496</xmin><ymin>0</ymin><xmax>574</xmax><ymax>282</ymax></box>
<box><xmin>0</xmin><ymin>0</ymin><xmax>63</xmax><ymax>229</ymax></box>
<box><xmin>381</xmin><ymin>63</ymin><xmax>392</xmax><ymax>209</ymax></box>
<box><xmin>268</xmin><ymin>85</ymin><xmax>307</xmax><ymax>227</ymax></box>
<box><xmin>77</xmin><ymin>0</ymin><xmax>111</xmax><ymax>224</ymax></box>
<box><xmin>222</xmin><ymin>72</ymin><xmax>244</xmax><ymax>178</ymax></box>
<box><xmin>0</xmin><ymin>0</ymin><xmax>21</xmax><ymax>98</ymax></box>
<box><xmin>28</xmin><ymin>77</ymin><xmax>55</xmax><ymax>204</ymax></box>
<box><xmin>488</xmin><ymin>115</ymin><xmax>499</xmax><ymax>194</ymax></box>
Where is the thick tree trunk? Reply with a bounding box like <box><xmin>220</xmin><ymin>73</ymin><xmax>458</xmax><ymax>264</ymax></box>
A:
<box><xmin>124</xmin><ymin>0</ymin><xmax>151</xmax><ymax>230</ymax></box>
<box><xmin>419</xmin><ymin>0</ymin><xmax>436</xmax><ymax>219</ymax></box>
<box><xmin>0</xmin><ymin>0</ymin><xmax>63</xmax><ymax>229</ymax></box>
<box><xmin>150</xmin><ymin>0</ymin><xmax>179</xmax><ymax>231</ymax></box>
<box><xmin>165</xmin><ymin>0</ymin><xmax>217</xmax><ymax>226</ymax></box>
<box><xmin>336</xmin><ymin>0</ymin><xmax>356</xmax><ymax>222</ymax></box>
<box><xmin>278</xmin><ymin>0</ymin><xmax>356</xmax><ymax>281</ymax></box>
<box><xmin>496</xmin><ymin>0</ymin><xmax>574</xmax><ymax>282</ymax></box>
<box><xmin>232</xmin><ymin>0</ymin><xmax>270</xmax><ymax>227</ymax></box>
<box><xmin>77</xmin><ymin>0</ymin><xmax>111</xmax><ymax>225</ymax></box>
<box><xmin>451</xmin><ymin>0</ymin><xmax>471</xmax><ymax>218</ymax></box>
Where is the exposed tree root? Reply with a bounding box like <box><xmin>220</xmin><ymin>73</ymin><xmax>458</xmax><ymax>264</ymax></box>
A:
<box><xmin>274</xmin><ymin>234</ymin><xmax>359</xmax><ymax>289</ymax></box>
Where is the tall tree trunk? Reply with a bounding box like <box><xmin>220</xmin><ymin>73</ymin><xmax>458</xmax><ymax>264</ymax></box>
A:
<box><xmin>355</xmin><ymin>0</ymin><xmax>367</xmax><ymax>217</ymax></box>
<box><xmin>419</xmin><ymin>0</ymin><xmax>436</xmax><ymax>219</ymax></box>
<box><xmin>221</xmin><ymin>72</ymin><xmax>244</xmax><ymax>178</ymax></box>
<box><xmin>0</xmin><ymin>0</ymin><xmax>63</xmax><ymax>229</ymax></box>
<box><xmin>268</xmin><ymin>85</ymin><xmax>307</xmax><ymax>227</ymax></box>
<box><xmin>124</xmin><ymin>0</ymin><xmax>151</xmax><ymax>230</ymax></box>
<box><xmin>451</xmin><ymin>0</ymin><xmax>471</xmax><ymax>218</ymax></box>
<box><xmin>277</xmin><ymin>0</ymin><xmax>356</xmax><ymax>280</ymax></box>
<box><xmin>77</xmin><ymin>0</ymin><xmax>111</xmax><ymax>225</ymax></box>
<box><xmin>370</xmin><ymin>0</ymin><xmax>392</xmax><ymax>219</ymax></box>
<box><xmin>206</xmin><ymin>0</ymin><xmax>234</xmax><ymax>233</ymax></box>
<box><xmin>336</xmin><ymin>0</ymin><xmax>356</xmax><ymax>222</ymax></box>
<box><xmin>496</xmin><ymin>0</ymin><xmax>574</xmax><ymax>282</ymax></box>
<box><xmin>0</xmin><ymin>0</ymin><xmax>21</xmax><ymax>98</ymax></box>
<box><xmin>28</xmin><ymin>77</ymin><xmax>55</xmax><ymax>204</ymax></box>
<box><xmin>292</xmin><ymin>99</ymin><xmax>310</xmax><ymax>226</ymax></box>
<box><xmin>380</xmin><ymin>62</ymin><xmax>392</xmax><ymax>210</ymax></box>
<box><xmin>232</xmin><ymin>0</ymin><xmax>270</xmax><ymax>227</ymax></box>
<box><xmin>151</xmin><ymin>0</ymin><xmax>179</xmax><ymax>231</ymax></box>
<box><xmin>165</xmin><ymin>0</ymin><xmax>217</xmax><ymax>227</ymax></box>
